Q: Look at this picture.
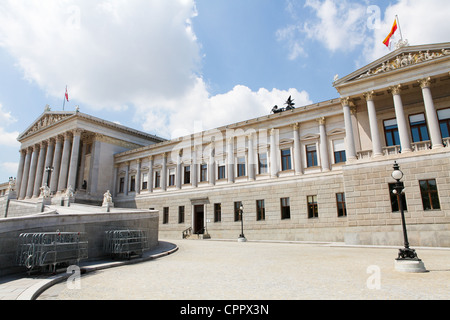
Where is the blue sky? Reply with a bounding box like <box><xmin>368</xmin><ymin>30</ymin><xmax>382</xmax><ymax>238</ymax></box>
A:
<box><xmin>0</xmin><ymin>0</ymin><xmax>449</xmax><ymax>182</ymax></box>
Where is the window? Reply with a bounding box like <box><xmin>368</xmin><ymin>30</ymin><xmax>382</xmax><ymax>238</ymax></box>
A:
<box><xmin>333</xmin><ymin>139</ymin><xmax>346</xmax><ymax>164</ymax></box>
<box><xmin>388</xmin><ymin>183</ymin><xmax>408</xmax><ymax>212</ymax></box>
<box><xmin>336</xmin><ymin>193</ymin><xmax>347</xmax><ymax>217</ymax></box>
<box><xmin>119</xmin><ymin>177</ymin><xmax>124</xmax><ymax>193</ymax></box>
<box><xmin>409</xmin><ymin>114</ymin><xmax>429</xmax><ymax>142</ymax></box>
<box><xmin>178</xmin><ymin>206</ymin><xmax>185</xmax><ymax>224</ymax></box>
<box><xmin>237</xmin><ymin>157</ymin><xmax>246</xmax><ymax>177</ymax></box>
<box><xmin>130</xmin><ymin>175</ymin><xmax>135</xmax><ymax>192</ymax></box>
<box><xmin>384</xmin><ymin>119</ymin><xmax>400</xmax><ymax>147</ymax></box>
<box><xmin>142</xmin><ymin>173</ymin><xmax>148</xmax><ymax>190</ymax></box>
<box><xmin>184</xmin><ymin>166</ymin><xmax>191</xmax><ymax>184</ymax></box>
<box><xmin>154</xmin><ymin>171</ymin><xmax>161</xmax><ymax>188</ymax></box>
<box><xmin>200</xmin><ymin>164</ymin><xmax>208</xmax><ymax>182</ymax></box>
<box><xmin>256</xmin><ymin>200</ymin><xmax>265</xmax><ymax>221</ymax></box>
<box><xmin>168</xmin><ymin>168</ymin><xmax>175</xmax><ymax>186</ymax></box>
<box><xmin>307</xmin><ymin>195</ymin><xmax>318</xmax><ymax>218</ymax></box>
<box><xmin>438</xmin><ymin>108</ymin><xmax>450</xmax><ymax>138</ymax></box>
<box><xmin>258</xmin><ymin>153</ymin><xmax>268</xmax><ymax>174</ymax></box>
<box><xmin>419</xmin><ymin>179</ymin><xmax>440</xmax><ymax>210</ymax></box>
<box><xmin>280</xmin><ymin>197</ymin><xmax>290</xmax><ymax>220</ymax></box>
<box><xmin>163</xmin><ymin>207</ymin><xmax>169</xmax><ymax>224</ymax></box>
<box><xmin>214</xmin><ymin>203</ymin><xmax>221</xmax><ymax>222</ymax></box>
<box><xmin>281</xmin><ymin>149</ymin><xmax>292</xmax><ymax>171</ymax></box>
<box><xmin>218</xmin><ymin>164</ymin><xmax>226</xmax><ymax>180</ymax></box>
<box><xmin>306</xmin><ymin>144</ymin><xmax>318</xmax><ymax>167</ymax></box>
<box><xmin>234</xmin><ymin>201</ymin><xmax>243</xmax><ymax>221</ymax></box>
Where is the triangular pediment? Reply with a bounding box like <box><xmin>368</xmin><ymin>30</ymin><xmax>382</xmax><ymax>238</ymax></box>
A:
<box><xmin>334</xmin><ymin>42</ymin><xmax>450</xmax><ymax>88</ymax></box>
<box><xmin>18</xmin><ymin>110</ymin><xmax>76</xmax><ymax>140</ymax></box>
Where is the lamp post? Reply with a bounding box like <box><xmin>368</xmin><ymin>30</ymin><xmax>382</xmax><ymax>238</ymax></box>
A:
<box><xmin>238</xmin><ymin>204</ymin><xmax>247</xmax><ymax>242</ymax></box>
<box><xmin>391</xmin><ymin>161</ymin><xmax>426</xmax><ymax>272</ymax></box>
<box><xmin>45</xmin><ymin>166</ymin><xmax>54</xmax><ymax>190</ymax></box>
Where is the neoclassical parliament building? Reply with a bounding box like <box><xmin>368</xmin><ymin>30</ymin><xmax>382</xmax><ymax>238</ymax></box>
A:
<box><xmin>9</xmin><ymin>42</ymin><xmax>450</xmax><ymax>247</ymax></box>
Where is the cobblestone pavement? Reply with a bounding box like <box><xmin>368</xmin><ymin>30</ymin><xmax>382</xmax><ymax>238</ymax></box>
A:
<box><xmin>37</xmin><ymin>240</ymin><xmax>450</xmax><ymax>300</ymax></box>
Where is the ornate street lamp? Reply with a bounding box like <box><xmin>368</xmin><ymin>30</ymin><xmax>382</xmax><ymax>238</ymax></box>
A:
<box><xmin>391</xmin><ymin>161</ymin><xmax>426</xmax><ymax>272</ymax></box>
<box><xmin>45</xmin><ymin>166</ymin><xmax>54</xmax><ymax>189</ymax></box>
<box><xmin>238</xmin><ymin>204</ymin><xmax>247</xmax><ymax>242</ymax></box>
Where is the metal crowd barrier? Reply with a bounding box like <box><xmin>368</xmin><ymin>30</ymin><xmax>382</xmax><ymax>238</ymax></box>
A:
<box><xmin>104</xmin><ymin>230</ymin><xmax>149</xmax><ymax>259</ymax></box>
<box><xmin>16</xmin><ymin>232</ymin><xmax>88</xmax><ymax>273</ymax></box>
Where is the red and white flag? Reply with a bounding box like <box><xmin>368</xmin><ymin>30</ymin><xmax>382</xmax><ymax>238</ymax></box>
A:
<box><xmin>383</xmin><ymin>19</ymin><xmax>398</xmax><ymax>48</ymax></box>
<box><xmin>65</xmin><ymin>86</ymin><xmax>69</xmax><ymax>102</ymax></box>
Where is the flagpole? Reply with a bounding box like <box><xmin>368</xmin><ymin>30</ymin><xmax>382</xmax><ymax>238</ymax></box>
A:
<box><xmin>395</xmin><ymin>15</ymin><xmax>404</xmax><ymax>41</ymax></box>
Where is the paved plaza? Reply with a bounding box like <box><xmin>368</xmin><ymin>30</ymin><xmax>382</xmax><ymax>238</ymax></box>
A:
<box><xmin>33</xmin><ymin>239</ymin><xmax>449</xmax><ymax>300</ymax></box>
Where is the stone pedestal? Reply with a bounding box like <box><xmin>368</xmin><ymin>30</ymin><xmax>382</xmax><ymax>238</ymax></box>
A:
<box><xmin>238</xmin><ymin>236</ymin><xmax>247</xmax><ymax>242</ymax></box>
<box><xmin>395</xmin><ymin>259</ymin><xmax>427</xmax><ymax>273</ymax></box>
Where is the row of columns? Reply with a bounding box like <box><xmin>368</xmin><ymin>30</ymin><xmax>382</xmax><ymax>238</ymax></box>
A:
<box><xmin>342</xmin><ymin>77</ymin><xmax>443</xmax><ymax>159</ymax></box>
<box><xmin>16</xmin><ymin>130</ymin><xmax>82</xmax><ymax>200</ymax></box>
<box><xmin>115</xmin><ymin>120</ymin><xmax>332</xmax><ymax>196</ymax></box>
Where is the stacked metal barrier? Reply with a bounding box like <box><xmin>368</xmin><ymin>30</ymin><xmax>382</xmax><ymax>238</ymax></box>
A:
<box><xmin>104</xmin><ymin>230</ymin><xmax>149</xmax><ymax>259</ymax></box>
<box><xmin>16</xmin><ymin>232</ymin><xmax>88</xmax><ymax>273</ymax></box>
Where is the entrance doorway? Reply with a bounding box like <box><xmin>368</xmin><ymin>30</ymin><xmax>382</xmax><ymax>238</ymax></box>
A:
<box><xmin>193</xmin><ymin>205</ymin><xmax>204</xmax><ymax>234</ymax></box>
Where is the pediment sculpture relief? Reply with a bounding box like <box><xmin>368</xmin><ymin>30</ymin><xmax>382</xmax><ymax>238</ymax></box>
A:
<box><xmin>355</xmin><ymin>49</ymin><xmax>450</xmax><ymax>80</ymax></box>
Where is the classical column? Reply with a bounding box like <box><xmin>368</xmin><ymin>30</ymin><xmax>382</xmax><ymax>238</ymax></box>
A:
<box><xmin>292</xmin><ymin>123</ymin><xmax>302</xmax><ymax>175</ymax></box>
<box><xmin>364</xmin><ymin>91</ymin><xmax>383</xmax><ymax>157</ymax></box>
<box><xmin>19</xmin><ymin>148</ymin><xmax>32</xmax><ymax>199</ymax></box>
<box><xmin>269</xmin><ymin>128</ymin><xmax>278</xmax><ymax>178</ymax></box>
<box><xmin>112</xmin><ymin>165</ymin><xmax>119</xmax><ymax>197</ymax></box>
<box><xmin>77</xmin><ymin>141</ymin><xmax>87</xmax><ymax>190</ymax></box>
<box><xmin>161</xmin><ymin>153</ymin><xmax>167</xmax><ymax>191</ymax></box>
<box><xmin>191</xmin><ymin>147</ymin><xmax>198</xmax><ymax>187</ymax></box>
<box><xmin>341</xmin><ymin>97</ymin><xmax>357</xmax><ymax>160</ymax></box>
<box><xmin>67</xmin><ymin>129</ymin><xmax>82</xmax><ymax>191</ymax></box>
<box><xmin>226</xmin><ymin>138</ymin><xmax>234</xmax><ymax>183</ymax></box>
<box><xmin>419</xmin><ymin>77</ymin><xmax>443</xmax><ymax>148</ymax></box>
<box><xmin>176</xmin><ymin>150</ymin><xmax>182</xmax><ymax>189</ymax></box>
<box><xmin>317</xmin><ymin>117</ymin><xmax>330</xmax><ymax>172</ymax></box>
<box><xmin>209</xmin><ymin>143</ymin><xmax>216</xmax><ymax>185</ymax></box>
<box><xmin>247</xmin><ymin>135</ymin><xmax>255</xmax><ymax>181</ymax></box>
<box><xmin>26</xmin><ymin>145</ymin><xmax>39</xmax><ymax>199</ymax></box>
<box><xmin>15</xmin><ymin>150</ymin><xmax>26</xmax><ymax>197</ymax></box>
<box><xmin>58</xmin><ymin>132</ymin><xmax>73</xmax><ymax>191</ymax></box>
<box><xmin>148</xmin><ymin>156</ymin><xmax>154</xmax><ymax>192</ymax></box>
<box><xmin>136</xmin><ymin>159</ymin><xmax>141</xmax><ymax>194</ymax></box>
<box><xmin>390</xmin><ymin>85</ymin><xmax>412</xmax><ymax>153</ymax></box>
<box><xmin>50</xmin><ymin>136</ymin><xmax>63</xmax><ymax>193</ymax></box>
<box><xmin>33</xmin><ymin>141</ymin><xmax>47</xmax><ymax>197</ymax></box>
<box><xmin>43</xmin><ymin>139</ymin><xmax>55</xmax><ymax>187</ymax></box>
<box><xmin>124</xmin><ymin>162</ymin><xmax>129</xmax><ymax>196</ymax></box>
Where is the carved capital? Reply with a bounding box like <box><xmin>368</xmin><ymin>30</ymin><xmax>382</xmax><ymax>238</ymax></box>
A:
<box><xmin>363</xmin><ymin>91</ymin><xmax>375</xmax><ymax>101</ymax></box>
<box><xmin>292</xmin><ymin>122</ymin><xmax>299</xmax><ymax>130</ymax></box>
<box><xmin>418</xmin><ymin>77</ymin><xmax>432</xmax><ymax>89</ymax></box>
<box><xmin>390</xmin><ymin>84</ymin><xmax>402</xmax><ymax>95</ymax></box>
<box><xmin>316</xmin><ymin>117</ymin><xmax>326</xmax><ymax>125</ymax></box>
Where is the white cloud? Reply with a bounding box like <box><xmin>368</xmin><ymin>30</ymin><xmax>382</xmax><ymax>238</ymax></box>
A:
<box><xmin>1</xmin><ymin>162</ymin><xmax>18</xmax><ymax>174</ymax></box>
<box><xmin>0</xmin><ymin>103</ymin><xmax>20</xmax><ymax>148</ymax></box>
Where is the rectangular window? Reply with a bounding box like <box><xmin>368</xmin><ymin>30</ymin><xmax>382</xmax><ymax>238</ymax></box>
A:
<box><xmin>409</xmin><ymin>113</ymin><xmax>430</xmax><ymax>142</ymax></box>
<box><xmin>163</xmin><ymin>207</ymin><xmax>169</xmax><ymax>224</ymax></box>
<box><xmin>281</xmin><ymin>149</ymin><xmax>292</xmax><ymax>171</ymax></box>
<box><xmin>307</xmin><ymin>195</ymin><xmax>318</xmax><ymax>219</ymax></box>
<box><xmin>214</xmin><ymin>203</ymin><xmax>222</xmax><ymax>222</ymax></box>
<box><xmin>438</xmin><ymin>108</ymin><xmax>450</xmax><ymax>138</ymax></box>
<box><xmin>154</xmin><ymin>171</ymin><xmax>161</xmax><ymax>188</ymax></box>
<box><xmin>234</xmin><ymin>201</ymin><xmax>243</xmax><ymax>221</ymax></box>
<box><xmin>258</xmin><ymin>153</ymin><xmax>268</xmax><ymax>174</ymax></box>
<box><xmin>306</xmin><ymin>144</ymin><xmax>318</xmax><ymax>167</ymax></box>
<box><xmin>280</xmin><ymin>197</ymin><xmax>290</xmax><ymax>220</ymax></box>
<box><xmin>419</xmin><ymin>179</ymin><xmax>441</xmax><ymax>210</ymax></box>
<box><xmin>130</xmin><ymin>175</ymin><xmax>136</xmax><ymax>192</ymax></box>
<box><xmin>200</xmin><ymin>164</ymin><xmax>208</xmax><ymax>182</ymax></box>
<box><xmin>178</xmin><ymin>206</ymin><xmax>185</xmax><ymax>224</ymax></box>
<box><xmin>168</xmin><ymin>168</ymin><xmax>175</xmax><ymax>186</ymax></box>
<box><xmin>333</xmin><ymin>139</ymin><xmax>346</xmax><ymax>164</ymax></box>
<box><xmin>256</xmin><ymin>200</ymin><xmax>265</xmax><ymax>221</ymax></box>
<box><xmin>218</xmin><ymin>165</ymin><xmax>226</xmax><ymax>180</ymax></box>
<box><xmin>237</xmin><ymin>157</ymin><xmax>246</xmax><ymax>177</ymax></box>
<box><xmin>336</xmin><ymin>193</ymin><xmax>347</xmax><ymax>217</ymax></box>
<box><xmin>389</xmin><ymin>183</ymin><xmax>408</xmax><ymax>212</ymax></box>
<box><xmin>119</xmin><ymin>177</ymin><xmax>124</xmax><ymax>193</ymax></box>
<box><xmin>142</xmin><ymin>173</ymin><xmax>148</xmax><ymax>190</ymax></box>
<box><xmin>184</xmin><ymin>166</ymin><xmax>191</xmax><ymax>184</ymax></box>
<box><xmin>384</xmin><ymin>119</ymin><xmax>400</xmax><ymax>147</ymax></box>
